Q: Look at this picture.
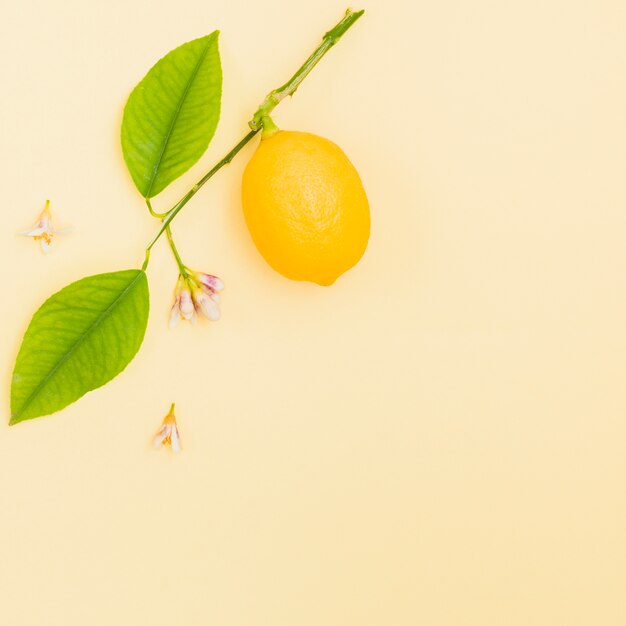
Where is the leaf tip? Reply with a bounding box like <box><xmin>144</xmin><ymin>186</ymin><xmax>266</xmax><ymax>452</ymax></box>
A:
<box><xmin>8</xmin><ymin>403</ymin><xmax>25</xmax><ymax>425</ymax></box>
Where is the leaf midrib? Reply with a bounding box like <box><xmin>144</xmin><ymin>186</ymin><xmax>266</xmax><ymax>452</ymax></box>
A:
<box><xmin>11</xmin><ymin>271</ymin><xmax>145</xmax><ymax>422</ymax></box>
<box><xmin>144</xmin><ymin>35</ymin><xmax>215</xmax><ymax>198</ymax></box>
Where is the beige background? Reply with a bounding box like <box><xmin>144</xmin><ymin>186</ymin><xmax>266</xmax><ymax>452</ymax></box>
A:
<box><xmin>1</xmin><ymin>0</ymin><xmax>625</xmax><ymax>624</ymax></box>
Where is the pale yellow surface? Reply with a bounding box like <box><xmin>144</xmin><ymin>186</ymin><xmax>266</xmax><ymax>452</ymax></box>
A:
<box><xmin>1</xmin><ymin>0</ymin><xmax>625</xmax><ymax>624</ymax></box>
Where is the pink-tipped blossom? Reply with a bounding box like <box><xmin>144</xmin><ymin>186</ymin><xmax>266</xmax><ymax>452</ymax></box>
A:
<box><xmin>152</xmin><ymin>404</ymin><xmax>181</xmax><ymax>453</ymax></box>
<box><xmin>19</xmin><ymin>200</ymin><xmax>69</xmax><ymax>253</ymax></box>
<box><xmin>168</xmin><ymin>270</ymin><xmax>224</xmax><ymax>327</ymax></box>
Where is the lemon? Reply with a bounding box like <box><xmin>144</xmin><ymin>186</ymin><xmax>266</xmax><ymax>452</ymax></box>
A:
<box><xmin>241</xmin><ymin>130</ymin><xmax>370</xmax><ymax>286</ymax></box>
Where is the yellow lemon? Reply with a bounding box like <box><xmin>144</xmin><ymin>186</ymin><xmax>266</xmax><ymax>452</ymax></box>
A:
<box><xmin>241</xmin><ymin>130</ymin><xmax>370</xmax><ymax>286</ymax></box>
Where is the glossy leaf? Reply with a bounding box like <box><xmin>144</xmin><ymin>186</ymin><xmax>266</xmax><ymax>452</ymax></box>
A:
<box><xmin>10</xmin><ymin>270</ymin><xmax>149</xmax><ymax>424</ymax></box>
<box><xmin>121</xmin><ymin>32</ymin><xmax>222</xmax><ymax>198</ymax></box>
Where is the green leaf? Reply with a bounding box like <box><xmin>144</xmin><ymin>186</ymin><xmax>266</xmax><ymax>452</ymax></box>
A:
<box><xmin>121</xmin><ymin>32</ymin><xmax>222</xmax><ymax>198</ymax></box>
<box><xmin>10</xmin><ymin>270</ymin><xmax>149</xmax><ymax>424</ymax></box>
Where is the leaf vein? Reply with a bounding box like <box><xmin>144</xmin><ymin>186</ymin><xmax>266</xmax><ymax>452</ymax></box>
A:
<box><xmin>144</xmin><ymin>37</ymin><xmax>214</xmax><ymax>198</ymax></box>
<box><xmin>12</xmin><ymin>272</ymin><xmax>145</xmax><ymax>420</ymax></box>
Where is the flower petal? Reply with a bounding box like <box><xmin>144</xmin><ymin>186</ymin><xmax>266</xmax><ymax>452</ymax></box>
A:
<box><xmin>195</xmin><ymin>292</ymin><xmax>220</xmax><ymax>321</ymax></box>
<box><xmin>170</xmin><ymin>425</ymin><xmax>181</xmax><ymax>453</ymax></box>
<box><xmin>40</xmin><ymin>206</ymin><xmax>52</xmax><ymax>227</ymax></box>
<box><xmin>40</xmin><ymin>237</ymin><xmax>54</xmax><ymax>254</ymax></box>
<box><xmin>197</xmin><ymin>273</ymin><xmax>224</xmax><ymax>292</ymax></box>
<box><xmin>152</xmin><ymin>424</ymin><xmax>170</xmax><ymax>449</ymax></box>
<box><xmin>19</xmin><ymin>225</ymin><xmax>46</xmax><ymax>237</ymax></box>
<box><xmin>179</xmin><ymin>289</ymin><xmax>195</xmax><ymax>319</ymax></box>
<box><xmin>168</xmin><ymin>304</ymin><xmax>181</xmax><ymax>329</ymax></box>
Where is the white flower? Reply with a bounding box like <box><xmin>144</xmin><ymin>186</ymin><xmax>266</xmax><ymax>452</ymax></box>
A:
<box><xmin>196</xmin><ymin>272</ymin><xmax>224</xmax><ymax>295</ymax></box>
<box><xmin>19</xmin><ymin>200</ymin><xmax>68</xmax><ymax>253</ymax></box>
<box><xmin>152</xmin><ymin>404</ymin><xmax>181</xmax><ymax>453</ymax></box>
<box><xmin>168</xmin><ymin>276</ymin><xmax>196</xmax><ymax>328</ymax></box>
<box><xmin>193</xmin><ymin>289</ymin><xmax>220</xmax><ymax>321</ymax></box>
<box><xmin>192</xmin><ymin>272</ymin><xmax>224</xmax><ymax>321</ymax></box>
<box><xmin>168</xmin><ymin>270</ymin><xmax>224</xmax><ymax>327</ymax></box>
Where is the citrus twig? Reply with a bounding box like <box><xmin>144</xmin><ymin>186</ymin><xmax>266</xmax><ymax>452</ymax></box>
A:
<box><xmin>142</xmin><ymin>8</ymin><xmax>365</xmax><ymax>267</ymax></box>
